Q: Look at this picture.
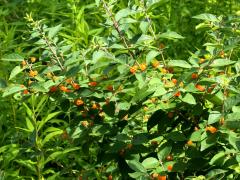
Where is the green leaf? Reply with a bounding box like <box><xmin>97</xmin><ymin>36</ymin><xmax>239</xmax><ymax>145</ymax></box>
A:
<box><xmin>142</xmin><ymin>157</ymin><xmax>159</xmax><ymax>169</ymax></box>
<box><xmin>126</xmin><ymin>160</ymin><xmax>147</xmax><ymax>173</ymax></box>
<box><xmin>226</xmin><ymin>112</ymin><xmax>240</xmax><ymax>121</ymax></box>
<box><xmin>2</xmin><ymin>85</ymin><xmax>25</xmax><ymax>97</ymax></box>
<box><xmin>193</xmin><ymin>13</ymin><xmax>219</xmax><ymax>22</ymax></box>
<box><xmin>168</xmin><ymin>60</ymin><xmax>192</xmax><ymax>68</ymax></box>
<box><xmin>190</xmin><ymin>130</ymin><xmax>202</xmax><ymax>141</ymax></box>
<box><xmin>181</xmin><ymin>93</ymin><xmax>196</xmax><ymax>105</ymax></box>
<box><xmin>1</xmin><ymin>53</ymin><xmax>24</xmax><ymax>61</ymax></box>
<box><xmin>210</xmin><ymin>59</ymin><xmax>236</xmax><ymax>67</ymax></box>
<box><xmin>140</xmin><ymin>20</ymin><xmax>149</xmax><ymax>33</ymax></box>
<box><xmin>136</xmin><ymin>35</ymin><xmax>153</xmax><ymax>44</ymax></box>
<box><xmin>102</xmin><ymin>102</ymin><xmax>115</xmax><ymax>117</ymax></box>
<box><xmin>152</xmin><ymin>86</ymin><xmax>167</xmax><ymax>97</ymax></box>
<box><xmin>132</xmin><ymin>133</ymin><xmax>148</xmax><ymax>145</ymax></box>
<box><xmin>157</xmin><ymin>142</ymin><xmax>172</xmax><ymax>160</ymax></box>
<box><xmin>147</xmin><ymin>110</ymin><xmax>166</xmax><ymax>131</ymax></box>
<box><xmin>200</xmin><ymin>132</ymin><xmax>217</xmax><ymax>151</ymax></box>
<box><xmin>208</xmin><ymin>111</ymin><xmax>221</xmax><ymax>124</ymax></box>
<box><xmin>45</xmin><ymin>147</ymin><xmax>80</xmax><ymax>164</ymax></box>
<box><xmin>0</xmin><ymin>78</ymin><xmax>7</xmax><ymax>89</ymax></box>
<box><xmin>42</xmin><ymin>129</ymin><xmax>63</xmax><ymax>146</ymax></box>
<box><xmin>209</xmin><ymin>152</ymin><xmax>225</xmax><ymax>166</ymax></box>
<box><xmin>26</xmin><ymin>118</ymin><xmax>34</xmax><ymax>133</ymax></box>
<box><xmin>146</xmin><ymin>50</ymin><xmax>160</xmax><ymax>64</ymax></box>
<box><xmin>117</xmin><ymin>102</ymin><xmax>131</xmax><ymax>110</ymax></box>
<box><xmin>38</xmin><ymin>111</ymin><xmax>62</xmax><ymax>130</ymax></box>
<box><xmin>48</xmin><ymin>24</ymin><xmax>62</xmax><ymax>38</ymax></box>
<box><xmin>168</xmin><ymin>131</ymin><xmax>187</xmax><ymax>141</ymax></box>
<box><xmin>206</xmin><ymin>169</ymin><xmax>227</xmax><ymax>179</ymax></box>
<box><xmin>224</xmin><ymin>95</ymin><xmax>240</xmax><ymax>111</ymax></box>
<box><xmin>115</xmin><ymin>8</ymin><xmax>135</xmax><ymax>22</ymax></box>
<box><xmin>128</xmin><ymin>172</ymin><xmax>146</xmax><ymax>178</ymax></box>
<box><xmin>9</xmin><ymin>66</ymin><xmax>24</xmax><ymax>80</ymax></box>
<box><xmin>15</xmin><ymin>159</ymin><xmax>36</xmax><ymax>173</ymax></box>
<box><xmin>30</xmin><ymin>82</ymin><xmax>48</xmax><ymax>92</ymax></box>
<box><xmin>228</xmin><ymin>132</ymin><xmax>240</xmax><ymax>151</ymax></box>
<box><xmin>159</xmin><ymin>31</ymin><xmax>184</xmax><ymax>40</ymax></box>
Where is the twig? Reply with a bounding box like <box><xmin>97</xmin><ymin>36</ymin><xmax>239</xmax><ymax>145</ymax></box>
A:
<box><xmin>36</xmin><ymin>23</ymin><xmax>65</xmax><ymax>71</ymax></box>
<box><xmin>140</xmin><ymin>0</ymin><xmax>167</xmax><ymax>67</ymax></box>
<box><xmin>101</xmin><ymin>0</ymin><xmax>136</xmax><ymax>61</ymax></box>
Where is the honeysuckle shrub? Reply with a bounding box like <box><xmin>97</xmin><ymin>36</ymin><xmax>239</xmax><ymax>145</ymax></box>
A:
<box><xmin>1</xmin><ymin>0</ymin><xmax>240</xmax><ymax>179</ymax></box>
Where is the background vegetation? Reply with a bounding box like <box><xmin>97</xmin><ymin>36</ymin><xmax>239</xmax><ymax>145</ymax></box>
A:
<box><xmin>1</xmin><ymin>0</ymin><xmax>240</xmax><ymax>179</ymax></box>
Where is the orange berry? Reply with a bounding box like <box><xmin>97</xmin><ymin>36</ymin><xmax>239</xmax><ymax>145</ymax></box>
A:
<box><xmin>166</xmin><ymin>155</ymin><xmax>173</xmax><ymax>161</ymax></box>
<box><xmin>152</xmin><ymin>60</ymin><xmax>160</xmax><ymax>68</ymax></box>
<box><xmin>195</xmin><ymin>84</ymin><xmax>205</xmax><ymax>92</ymax></box>
<box><xmin>167</xmin><ymin>112</ymin><xmax>174</xmax><ymax>118</ymax></box>
<box><xmin>191</xmin><ymin>73</ymin><xmax>198</xmax><ymax>79</ymax></box>
<box><xmin>143</xmin><ymin>106</ymin><xmax>148</xmax><ymax>111</ymax></box>
<box><xmin>75</xmin><ymin>99</ymin><xmax>84</xmax><ymax>106</ymax></box>
<box><xmin>106</xmin><ymin>85</ymin><xmax>113</xmax><ymax>91</ymax></box>
<box><xmin>88</xmin><ymin>81</ymin><xmax>97</xmax><ymax>87</ymax></box>
<box><xmin>130</xmin><ymin>65</ymin><xmax>138</xmax><ymax>74</ymax></box>
<box><xmin>199</xmin><ymin>58</ymin><xmax>205</xmax><ymax>64</ymax></box>
<box><xmin>20</xmin><ymin>84</ymin><xmax>25</xmax><ymax>88</ymax></box>
<box><xmin>219</xmin><ymin>50</ymin><xmax>225</xmax><ymax>58</ymax></box>
<box><xmin>105</xmin><ymin>98</ymin><xmax>110</xmax><ymax>105</ymax></box>
<box><xmin>158</xmin><ymin>175</ymin><xmax>167</xmax><ymax>180</ymax></box>
<box><xmin>151</xmin><ymin>140</ymin><xmax>158</xmax><ymax>146</ymax></box>
<box><xmin>167</xmin><ymin>67</ymin><xmax>174</xmax><ymax>73</ymax></box>
<box><xmin>59</xmin><ymin>85</ymin><xmax>71</xmax><ymax>92</ymax></box>
<box><xmin>151</xmin><ymin>98</ymin><xmax>157</xmax><ymax>103</ymax></box>
<box><xmin>61</xmin><ymin>131</ymin><xmax>68</xmax><ymax>140</ymax></box>
<box><xmin>92</xmin><ymin>103</ymin><xmax>98</xmax><ymax>109</ymax></box>
<box><xmin>167</xmin><ymin>165</ymin><xmax>173</xmax><ymax>171</ymax></box>
<box><xmin>119</xmin><ymin>149</ymin><xmax>125</xmax><ymax>156</ymax></box>
<box><xmin>151</xmin><ymin>173</ymin><xmax>159</xmax><ymax>179</ymax></box>
<box><xmin>174</xmin><ymin>91</ymin><xmax>181</xmax><ymax>97</ymax></box>
<box><xmin>108</xmin><ymin>175</ymin><xmax>113</xmax><ymax>180</ymax></box>
<box><xmin>206</xmin><ymin>126</ymin><xmax>217</xmax><ymax>133</ymax></box>
<box><xmin>46</xmin><ymin>72</ymin><xmax>53</xmax><ymax>78</ymax></box>
<box><xmin>139</xmin><ymin>63</ymin><xmax>147</xmax><ymax>71</ymax></box>
<box><xmin>49</xmin><ymin>86</ymin><xmax>58</xmax><ymax>92</ymax></box>
<box><xmin>89</xmin><ymin>121</ymin><xmax>94</xmax><ymax>126</ymax></box>
<box><xmin>179</xmin><ymin>81</ymin><xmax>184</xmax><ymax>87</ymax></box>
<box><xmin>81</xmin><ymin>121</ymin><xmax>89</xmax><ymax>127</ymax></box>
<box><xmin>30</xmin><ymin>57</ymin><xmax>37</xmax><ymax>63</ymax></box>
<box><xmin>65</xmin><ymin>78</ymin><xmax>73</xmax><ymax>84</ymax></box>
<box><xmin>187</xmin><ymin>140</ymin><xmax>193</xmax><ymax>146</ymax></box>
<box><xmin>171</xmin><ymin>78</ymin><xmax>177</xmax><ymax>85</ymax></box>
<box><xmin>126</xmin><ymin>144</ymin><xmax>133</xmax><ymax>150</ymax></box>
<box><xmin>159</xmin><ymin>43</ymin><xmax>165</xmax><ymax>49</ymax></box>
<box><xmin>207</xmin><ymin>87</ymin><xmax>214</xmax><ymax>93</ymax></box>
<box><xmin>29</xmin><ymin>70</ymin><xmax>38</xmax><ymax>77</ymax></box>
<box><xmin>21</xmin><ymin>60</ymin><xmax>27</xmax><ymax>66</ymax></box>
<box><xmin>23</xmin><ymin>89</ymin><xmax>29</xmax><ymax>95</ymax></box>
<box><xmin>72</xmin><ymin>83</ymin><xmax>80</xmax><ymax>90</ymax></box>
<box><xmin>161</xmin><ymin>68</ymin><xmax>168</xmax><ymax>74</ymax></box>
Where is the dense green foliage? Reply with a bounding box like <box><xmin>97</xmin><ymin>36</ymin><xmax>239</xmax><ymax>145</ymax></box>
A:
<box><xmin>1</xmin><ymin>0</ymin><xmax>240</xmax><ymax>179</ymax></box>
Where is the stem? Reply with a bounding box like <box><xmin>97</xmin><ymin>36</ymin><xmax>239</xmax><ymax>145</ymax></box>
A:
<box><xmin>37</xmin><ymin>24</ymin><xmax>65</xmax><ymax>71</ymax></box>
<box><xmin>101</xmin><ymin>0</ymin><xmax>136</xmax><ymax>61</ymax></box>
<box><xmin>140</xmin><ymin>0</ymin><xmax>167</xmax><ymax>67</ymax></box>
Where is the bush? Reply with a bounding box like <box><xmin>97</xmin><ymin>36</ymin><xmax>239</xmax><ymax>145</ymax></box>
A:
<box><xmin>1</xmin><ymin>0</ymin><xmax>240</xmax><ymax>179</ymax></box>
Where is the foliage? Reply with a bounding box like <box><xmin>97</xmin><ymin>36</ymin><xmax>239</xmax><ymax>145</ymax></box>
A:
<box><xmin>1</xmin><ymin>0</ymin><xmax>240</xmax><ymax>179</ymax></box>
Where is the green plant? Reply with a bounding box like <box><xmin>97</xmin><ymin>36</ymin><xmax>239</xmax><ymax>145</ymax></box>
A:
<box><xmin>1</xmin><ymin>0</ymin><xmax>240</xmax><ymax>179</ymax></box>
